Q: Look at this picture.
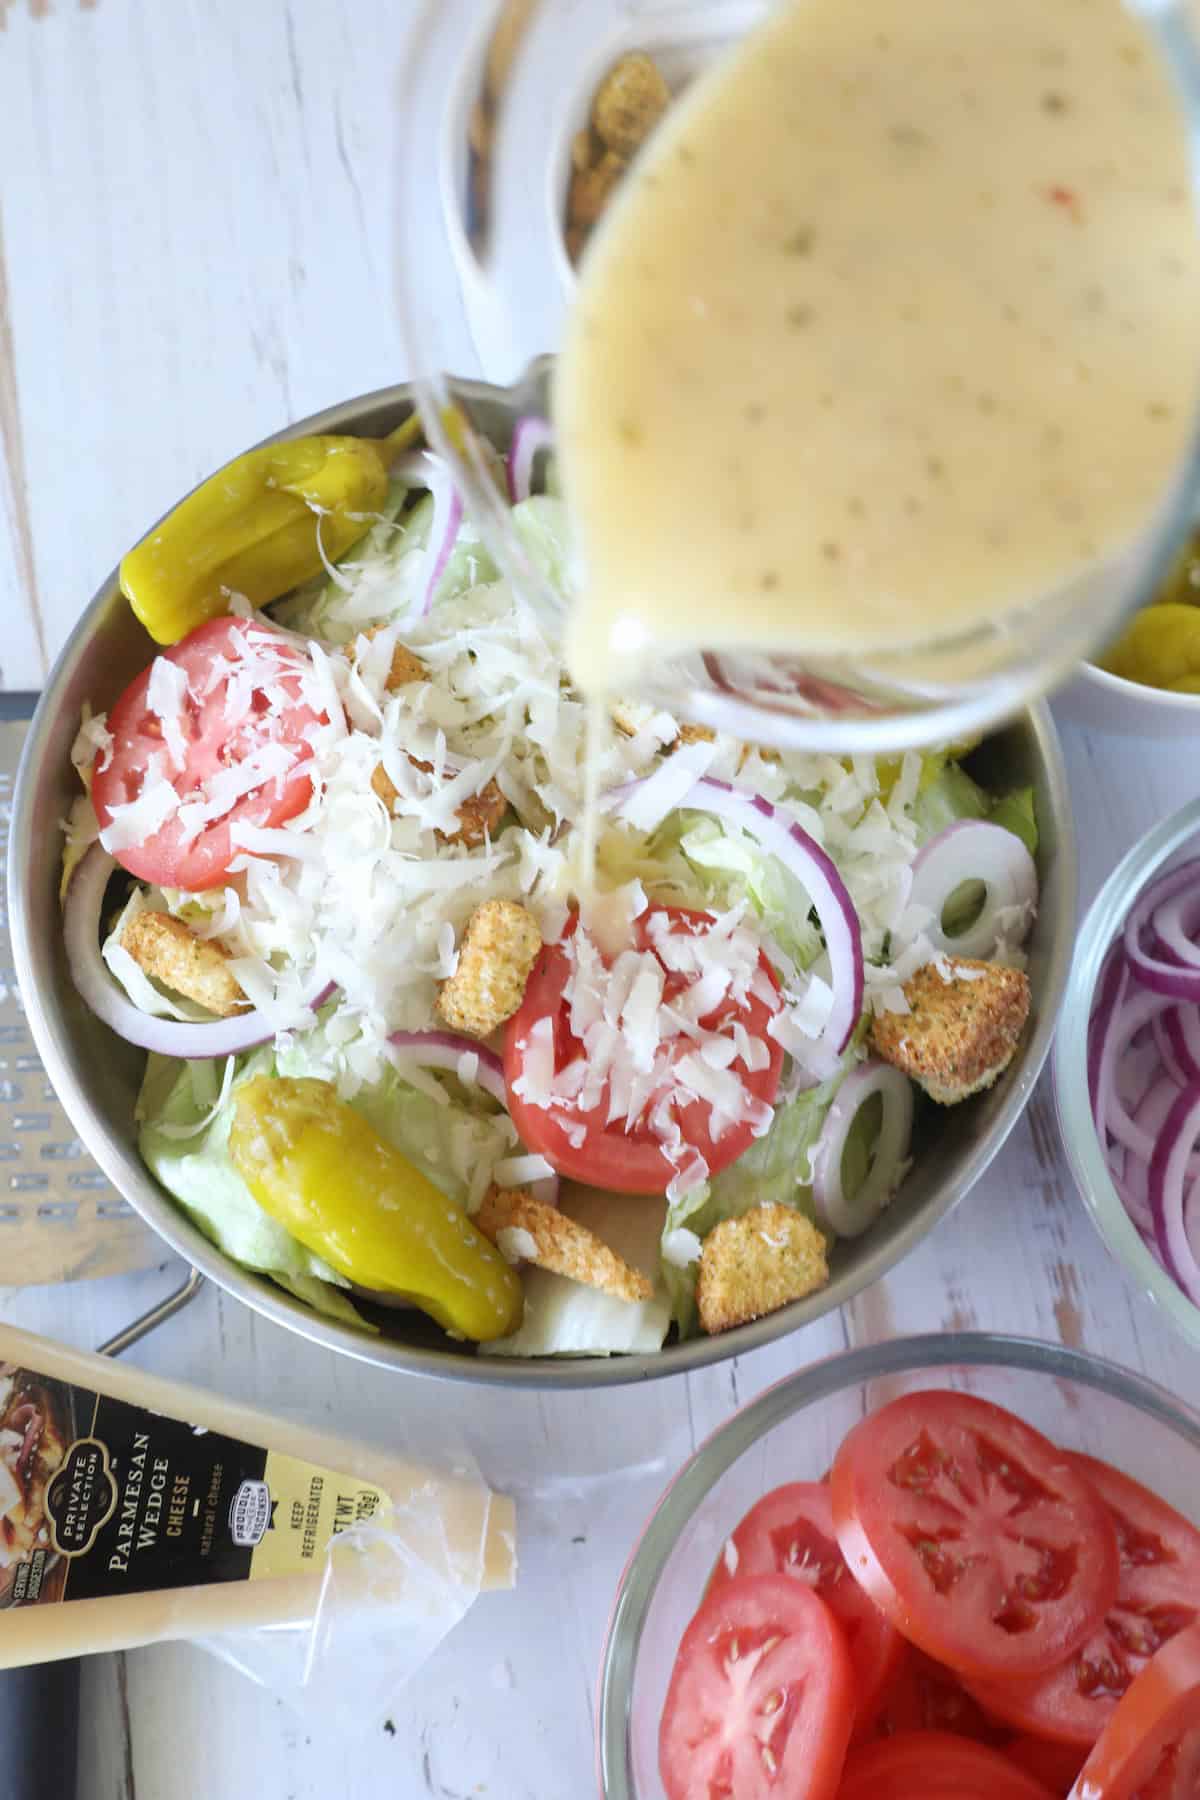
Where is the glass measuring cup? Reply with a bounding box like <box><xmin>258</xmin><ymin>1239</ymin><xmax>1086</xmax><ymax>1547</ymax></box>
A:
<box><xmin>393</xmin><ymin>0</ymin><xmax>1200</xmax><ymax>753</ymax></box>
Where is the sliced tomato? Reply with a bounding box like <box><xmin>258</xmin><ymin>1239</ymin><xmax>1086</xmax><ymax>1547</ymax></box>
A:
<box><xmin>92</xmin><ymin>615</ymin><xmax>324</xmax><ymax>891</ymax></box>
<box><xmin>1004</xmin><ymin>1734</ymin><xmax>1085</xmax><ymax>1796</ymax></box>
<box><xmin>867</xmin><ymin>1646</ymin><xmax>1010</xmax><ymax>1746</ymax></box>
<box><xmin>658</xmin><ymin>1572</ymin><xmax>854</xmax><ymax>1800</ymax></box>
<box><xmin>1070</xmin><ymin>1621</ymin><xmax>1200</xmax><ymax>1800</ymax></box>
<box><xmin>707</xmin><ymin>1481</ymin><xmax>906</xmax><ymax>1737</ymax></box>
<box><xmin>504</xmin><ymin>904</ymin><xmax>783</xmax><ymax>1195</ymax></box>
<box><xmin>837</xmin><ymin>1731</ymin><xmax>1056</xmax><ymax>1799</ymax></box>
<box><xmin>967</xmin><ymin>1454</ymin><xmax>1200</xmax><ymax>1749</ymax></box>
<box><xmin>830</xmin><ymin>1391</ymin><xmax>1120</xmax><ymax>1681</ymax></box>
<box><xmin>1134</xmin><ymin>1731</ymin><xmax>1200</xmax><ymax>1800</ymax></box>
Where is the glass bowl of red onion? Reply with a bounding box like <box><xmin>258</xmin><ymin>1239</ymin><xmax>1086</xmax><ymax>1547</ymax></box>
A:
<box><xmin>1056</xmin><ymin>797</ymin><xmax>1200</xmax><ymax>1349</ymax></box>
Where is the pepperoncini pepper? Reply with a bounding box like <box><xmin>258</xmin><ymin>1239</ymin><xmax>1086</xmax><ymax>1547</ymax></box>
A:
<box><xmin>121</xmin><ymin>416</ymin><xmax>422</xmax><ymax>645</ymax></box>
<box><xmin>229</xmin><ymin>1075</ymin><xmax>523</xmax><ymax>1342</ymax></box>
<box><xmin>1097</xmin><ymin>603</ymin><xmax>1200</xmax><ymax>693</ymax></box>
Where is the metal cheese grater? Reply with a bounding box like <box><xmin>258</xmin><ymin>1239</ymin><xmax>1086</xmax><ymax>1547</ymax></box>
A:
<box><xmin>1</xmin><ymin>704</ymin><xmax>204</xmax><ymax>1791</ymax></box>
<box><xmin>0</xmin><ymin>699</ymin><xmax>202</xmax><ymax>1348</ymax></box>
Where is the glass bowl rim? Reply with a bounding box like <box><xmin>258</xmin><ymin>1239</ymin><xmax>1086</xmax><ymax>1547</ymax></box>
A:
<box><xmin>595</xmin><ymin>1326</ymin><xmax>1200</xmax><ymax>1797</ymax></box>
<box><xmin>1053</xmin><ymin>796</ymin><xmax>1200</xmax><ymax>1350</ymax></box>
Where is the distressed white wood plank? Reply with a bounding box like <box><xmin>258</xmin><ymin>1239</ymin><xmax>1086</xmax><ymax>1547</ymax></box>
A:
<box><xmin>0</xmin><ymin>0</ymin><xmax>476</xmax><ymax>691</ymax></box>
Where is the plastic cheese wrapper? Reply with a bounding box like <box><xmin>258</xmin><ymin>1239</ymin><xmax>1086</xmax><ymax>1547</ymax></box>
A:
<box><xmin>0</xmin><ymin>1323</ymin><xmax>515</xmax><ymax>1727</ymax></box>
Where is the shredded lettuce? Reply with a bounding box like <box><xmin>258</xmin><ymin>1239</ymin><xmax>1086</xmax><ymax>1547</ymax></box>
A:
<box><xmin>664</xmin><ymin>814</ymin><xmax>824</xmax><ymax>972</ymax></box>
<box><xmin>273</xmin><ymin>1024</ymin><xmax>514</xmax><ymax>1209</ymax></box>
<box><xmin>509</xmin><ymin>495</ymin><xmax>571</xmax><ymax>597</ymax></box>
<box><xmin>988</xmin><ymin>786</ymin><xmax>1038</xmax><ymax>856</ymax></box>
<box><xmin>137</xmin><ymin>1050</ymin><xmax>365</xmax><ymax>1319</ymax></box>
<box><xmin>911</xmin><ymin>761</ymin><xmax>1038</xmax><ymax>857</ymax></box>
<box><xmin>137</xmin><ymin>1024</ymin><xmax>516</xmax><ymax>1329</ymax></box>
<box><xmin>273</xmin><ymin>488</ymin><xmax>568</xmax><ymax>645</ymax></box>
<box><xmin>910</xmin><ymin>761</ymin><xmax>990</xmax><ymax>843</ymax></box>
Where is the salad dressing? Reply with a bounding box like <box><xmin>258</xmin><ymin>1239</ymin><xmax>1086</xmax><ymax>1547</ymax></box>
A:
<box><xmin>556</xmin><ymin>0</ymin><xmax>1200</xmax><ymax>692</ymax></box>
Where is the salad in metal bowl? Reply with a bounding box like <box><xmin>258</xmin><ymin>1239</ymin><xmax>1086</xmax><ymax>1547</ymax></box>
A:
<box><xmin>58</xmin><ymin>414</ymin><xmax>1040</xmax><ymax>1359</ymax></box>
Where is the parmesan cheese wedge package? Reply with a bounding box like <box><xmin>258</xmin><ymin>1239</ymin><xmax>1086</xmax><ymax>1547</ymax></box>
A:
<box><xmin>0</xmin><ymin>1323</ymin><xmax>516</xmax><ymax>1724</ymax></box>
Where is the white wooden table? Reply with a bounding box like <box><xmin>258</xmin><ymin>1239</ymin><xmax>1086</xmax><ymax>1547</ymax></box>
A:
<box><xmin>3</xmin><ymin>3</ymin><xmax>1200</xmax><ymax>1795</ymax></box>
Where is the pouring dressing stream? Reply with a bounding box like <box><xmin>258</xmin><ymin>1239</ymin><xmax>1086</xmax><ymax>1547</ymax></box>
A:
<box><xmin>554</xmin><ymin>0</ymin><xmax>1200</xmax><ymax>706</ymax></box>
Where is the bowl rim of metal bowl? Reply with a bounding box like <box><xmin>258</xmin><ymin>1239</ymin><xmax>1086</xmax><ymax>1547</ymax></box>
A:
<box><xmin>9</xmin><ymin>376</ymin><xmax>1076</xmax><ymax>1389</ymax></box>
<box><xmin>594</xmin><ymin>1328</ymin><xmax>1200</xmax><ymax>1797</ymax></box>
<box><xmin>1055</xmin><ymin>795</ymin><xmax>1200</xmax><ymax>1351</ymax></box>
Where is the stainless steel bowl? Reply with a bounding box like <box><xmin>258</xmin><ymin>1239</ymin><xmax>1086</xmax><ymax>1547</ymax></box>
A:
<box><xmin>9</xmin><ymin>378</ymin><xmax>1077</xmax><ymax>1387</ymax></box>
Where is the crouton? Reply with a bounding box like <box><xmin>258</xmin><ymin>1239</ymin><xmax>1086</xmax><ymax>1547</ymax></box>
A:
<box><xmin>384</xmin><ymin>643</ymin><xmax>428</xmax><ymax>692</ymax></box>
<box><xmin>609</xmin><ymin>700</ymin><xmax>714</xmax><ymax>750</ymax></box>
<box><xmin>359</xmin><ymin>629</ymin><xmax>427</xmax><ymax>694</ymax></box>
<box><xmin>121</xmin><ymin>911</ymin><xmax>247</xmax><ymax>1018</ymax></box>
<box><xmin>568</xmin><ymin>151</ymin><xmax>628</xmax><ymax>229</ymax></box>
<box><xmin>371</xmin><ymin>759</ymin><xmax>507</xmax><ymax>849</ymax></box>
<box><xmin>571</xmin><ymin>126</ymin><xmax>598</xmax><ymax>174</ymax></box>
<box><xmin>610</xmin><ymin>697</ymin><xmax>661</xmax><ymax>739</ymax></box>
<box><xmin>869</xmin><ymin>955</ymin><xmax>1031</xmax><ymax>1105</ymax></box>
<box><xmin>436</xmin><ymin>900</ymin><xmax>542</xmax><ymax>1038</ymax></box>
<box><xmin>696</xmin><ymin>1203</ymin><xmax>829</xmax><ymax>1335</ymax></box>
<box><xmin>591</xmin><ymin>51</ymin><xmax>670</xmax><ymax>158</ymax></box>
<box><xmin>475</xmin><ymin>1185</ymin><xmax>653</xmax><ymax>1302</ymax></box>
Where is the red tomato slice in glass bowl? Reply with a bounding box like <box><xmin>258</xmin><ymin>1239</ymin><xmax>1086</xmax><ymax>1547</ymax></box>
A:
<box><xmin>504</xmin><ymin>904</ymin><xmax>783</xmax><ymax>1195</ymax></box>
<box><xmin>867</xmin><ymin>1646</ymin><xmax>1009</xmax><ymax>1747</ymax></box>
<box><xmin>1004</xmin><ymin>1733</ymin><xmax>1085</xmax><ymax>1796</ymax></box>
<box><xmin>706</xmin><ymin>1481</ymin><xmax>906</xmax><ymax>1736</ymax></box>
<box><xmin>658</xmin><ymin>1572</ymin><xmax>855</xmax><ymax>1800</ymax></box>
<box><xmin>1068</xmin><ymin>1621</ymin><xmax>1200</xmax><ymax>1800</ymax></box>
<box><xmin>967</xmin><ymin>1454</ymin><xmax>1200</xmax><ymax>1749</ymax></box>
<box><xmin>92</xmin><ymin>615</ymin><xmax>325</xmax><ymax>892</ymax></box>
<box><xmin>837</xmin><ymin>1730</ymin><xmax>1056</xmax><ymax>1800</ymax></box>
<box><xmin>830</xmin><ymin>1391</ymin><xmax>1120</xmax><ymax>1681</ymax></box>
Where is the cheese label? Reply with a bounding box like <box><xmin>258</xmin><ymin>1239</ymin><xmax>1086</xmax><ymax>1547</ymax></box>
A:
<box><xmin>0</xmin><ymin>1361</ymin><xmax>386</xmax><ymax>1607</ymax></box>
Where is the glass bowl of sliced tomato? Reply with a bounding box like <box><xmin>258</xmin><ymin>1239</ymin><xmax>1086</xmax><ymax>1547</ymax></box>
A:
<box><xmin>597</xmin><ymin>1330</ymin><xmax>1200</xmax><ymax>1799</ymax></box>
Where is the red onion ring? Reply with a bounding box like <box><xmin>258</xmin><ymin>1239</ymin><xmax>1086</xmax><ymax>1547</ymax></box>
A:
<box><xmin>1088</xmin><ymin>943</ymin><xmax>1125</xmax><ymax>1108</ymax></box>
<box><xmin>1093</xmin><ymin>986</ymin><xmax>1190</xmax><ymax>1166</ymax></box>
<box><xmin>1154</xmin><ymin>884</ymin><xmax>1200</xmax><ymax>969</ymax></box>
<box><xmin>1154</xmin><ymin>1010</ymin><xmax>1194</xmax><ymax>1086</ymax></box>
<box><xmin>394</xmin><ymin>452</ymin><xmax>463</xmax><ymax>615</ymax></box>
<box><xmin>1148</xmin><ymin>1083</ymin><xmax>1200</xmax><ymax>1307</ymax></box>
<box><xmin>1165</xmin><ymin>1006</ymin><xmax>1200</xmax><ymax>1082</ymax></box>
<box><xmin>506</xmin><ymin>416</ymin><xmax>554</xmax><ymax>504</ymax></box>
<box><xmin>608</xmin><ymin>774</ymin><xmax>863</xmax><ymax>1056</ymax></box>
<box><xmin>386</xmin><ymin>1029</ymin><xmax>559</xmax><ymax>1204</ymax></box>
<box><xmin>909</xmin><ymin>821</ymin><xmax>1038</xmax><ymax>960</ymax></box>
<box><xmin>1124</xmin><ymin>861</ymin><xmax>1200</xmax><ymax>1001</ymax></box>
<box><xmin>809</xmin><ymin>1059</ymin><xmax>914</xmax><ymax>1238</ymax></box>
<box><xmin>65</xmin><ymin>846</ymin><xmax>333</xmax><ymax>1058</ymax></box>
<box><xmin>1121</xmin><ymin>1077</ymin><xmax>1180</xmax><ymax>1236</ymax></box>
<box><xmin>700</xmin><ymin>651</ymin><xmax>884</xmax><ymax>721</ymax></box>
